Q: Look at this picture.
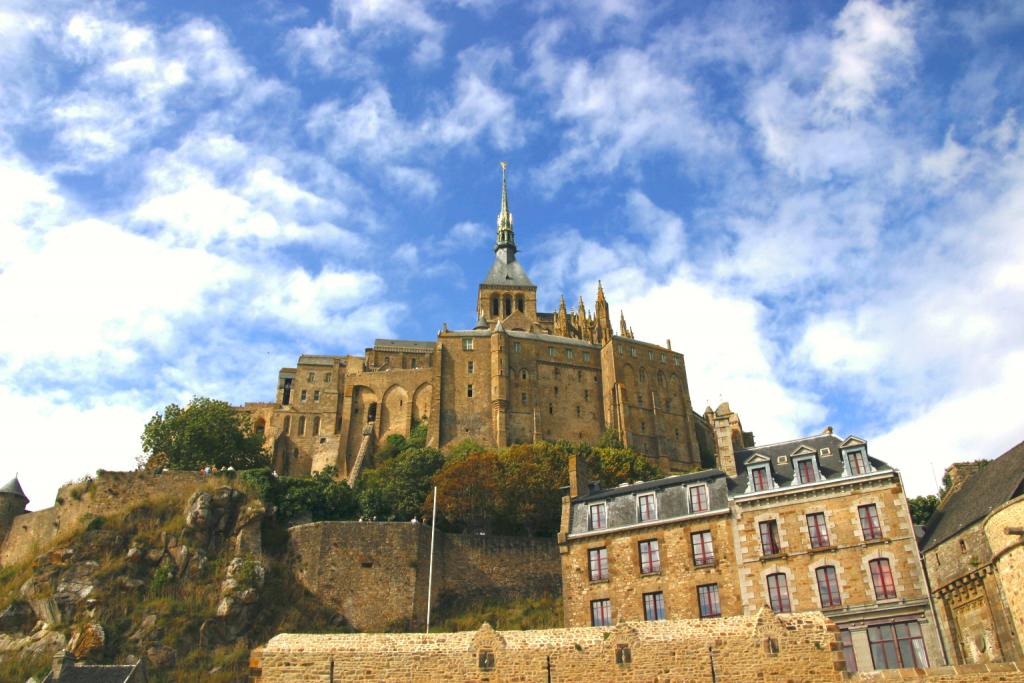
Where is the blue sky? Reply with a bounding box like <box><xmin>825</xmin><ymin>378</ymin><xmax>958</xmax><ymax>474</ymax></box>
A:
<box><xmin>2</xmin><ymin>0</ymin><xmax>1023</xmax><ymax>508</ymax></box>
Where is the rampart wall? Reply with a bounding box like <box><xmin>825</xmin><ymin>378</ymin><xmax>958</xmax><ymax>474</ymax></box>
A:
<box><xmin>286</xmin><ymin>521</ymin><xmax>560</xmax><ymax>632</ymax></box>
<box><xmin>0</xmin><ymin>471</ymin><xmax>207</xmax><ymax>566</ymax></box>
<box><xmin>251</xmin><ymin>610</ymin><xmax>846</xmax><ymax>682</ymax></box>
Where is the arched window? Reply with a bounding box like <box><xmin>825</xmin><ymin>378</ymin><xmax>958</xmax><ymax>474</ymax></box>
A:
<box><xmin>657</xmin><ymin>370</ymin><xmax>665</xmax><ymax>386</ymax></box>
<box><xmin>367</xmin><ymin>402</ymin><xmax>377</xmax><ymax>423</ymax></box>
<box><xmin>639</xmin><ymin>368</ymin><xmax>646</xmax><ymax>383</ymax></box>
<box><xmin>491</xmin><ymin>295</ymin><xmax>500</xmax><ymax>317</ymax></box>
<box><xmin>504</xmin><ymin>294</ymin><xmax>512</xmax><ymax>316</ymax></box>
<box><xmin>521</xmin><ymin>369</ymin><xmax>528</xmax><ymax>380</ymax></box>
<box><xmin>515</xmin><ymin>294</ymin><xmax>524</xmax><ymax>312</ymax></box>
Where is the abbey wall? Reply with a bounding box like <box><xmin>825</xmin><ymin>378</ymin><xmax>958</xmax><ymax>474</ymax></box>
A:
<box><xmin>287</xmin><ymin>521</ymin><xmax>560</xmax><ymax>632</ymax></box>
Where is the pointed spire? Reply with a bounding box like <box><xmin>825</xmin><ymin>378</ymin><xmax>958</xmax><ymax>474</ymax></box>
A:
<box><xmin>619</xmin><ymin>310</ymin><xmax>629</xmax><ymax>337</ymax></box>
<box><xmin>596</xmin><ymin>280</ymin><xmax>606</xmax><ymax>302</ymax></box>
<box><xmin>495</xmin><ymin>162</ymin><xmax>516</xmax><ymax>256</ymax></box>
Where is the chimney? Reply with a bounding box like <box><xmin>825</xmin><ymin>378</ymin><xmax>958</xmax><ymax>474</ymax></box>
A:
<box><xmin>568</xmin><ymin>454</ymin><xmax>590</xmax><ymax>498</ymax></box>
<box><xmin>52</xmin><ymin>650</ymin><xmax>75</xmax><ymax>680</ymax></box>
<box><xmin>711</xmin><ymin>403</ymin><xmax>740</xmax><ymax>478</ymax></box>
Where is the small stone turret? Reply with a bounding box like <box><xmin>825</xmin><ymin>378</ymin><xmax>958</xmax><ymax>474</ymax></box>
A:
<box><xmin>0</xmin><ymin>476</ymin><xmax>29</xmax><ymax>549</ymax></box>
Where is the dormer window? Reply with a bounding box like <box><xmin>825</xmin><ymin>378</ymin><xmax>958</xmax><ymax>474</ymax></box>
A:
<box><xmin>795</xmin><ymin>457</ymin><xmax>818</xmax><ymax>484</ymax></box>
<box><xmin>637</xmin><ymin>493</ymin><xmax>657</xmax><ymax>522</ymax></box>
<box><xmin>589</xmin><ymin>503</ymin><xmax>608</xmax><ymax>531</ymax></box>
<box><xmin>845</xmin><ymin>449</ymin><xmax>869</xmax><ymax>476</ymax></box>
<box><xmin>750</xmin><ymin>465</ymin><xmax>772</xmax><ymax>492</ymax></box>
<box><xmin>688</xmin><ymin>484</ymin><xmax>709</xmax><ymax>513</ymax></box>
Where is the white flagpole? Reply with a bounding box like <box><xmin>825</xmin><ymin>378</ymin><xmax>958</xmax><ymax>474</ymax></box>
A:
<box><xmin>426</xmin><ymin>485</ymin><xmax>438</xmax><ymax>633</ymax></box>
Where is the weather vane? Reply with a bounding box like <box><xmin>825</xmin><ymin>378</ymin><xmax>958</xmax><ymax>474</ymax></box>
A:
<box><xmin>500</xmin><ymin>161</ymin><xmax>507</xmax><ymax>172</ymax></box>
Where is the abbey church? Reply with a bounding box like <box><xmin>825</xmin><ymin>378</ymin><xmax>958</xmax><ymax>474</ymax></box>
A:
<box><xmin>245</xmin><ymin>165</ymin><xmax>723</xmax><ymax>480</ymax></box>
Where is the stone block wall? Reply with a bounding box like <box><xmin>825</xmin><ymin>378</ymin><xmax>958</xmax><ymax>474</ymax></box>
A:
<box><xmin>251</xmin><ymin>610</ymin><xmax>848</xmax><ymax>683</ymax></box>
<box><xmin>286</xmin><ymin>521</ymin><xmax>560</xmax><ymax>632</ymax></box>
<box><xmin>0</xmin><ymin>471</ymin><xmax>206</xmax><ymax>567</ymax></box>
<box><xmin>851</xmin><ymin>662</ymin><xmax>1024</xmax><ymax>681</ymax></box>
<box><xmin>985</xmin><ymin>497</ymin><xmax>1024</xmax><ymax>654</ymax></box>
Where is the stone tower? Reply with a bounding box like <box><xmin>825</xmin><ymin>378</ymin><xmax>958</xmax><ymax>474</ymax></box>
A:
<box><xmin>0</xmin><ymin>476</ymin><xmax>29</xmax><ymax>548</ymax></box>
<box><xmin>476</xmin><ymin>163</ymin><xmax>540</xmax><ymax>331</ymax></box>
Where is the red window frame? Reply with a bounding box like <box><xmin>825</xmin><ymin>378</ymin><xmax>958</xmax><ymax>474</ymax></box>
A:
<box><xmin>643</xmin><ymin>592</ymin><xmax>665</xmax><ymax>621</ymax></box>
<box><xmin>816</xmin><ymin>565</ymin><xmax>842</xmax><ymax>608</ymax></box>
<box><xmin>591</xmin><ymin>599</ymin><xmax>612</xmax><ymax>626</ymax></box>
<box><xmin>698</xmin><ymin>583</ymin><xmax>721</xmax><ymax>618</ymax></box>
<box><xmin>639</xmin><ymin>539</ymin><xmax>661</xmax><ymax>574</ymax></box>
<box><xmin>589</xmin><ymin>503</ymin><xmax>607</xmax><ymax>531</ymax></box>
<box><xmin>870</xmin><ymin>558</ymin><xmax>897</xmax><ymax>599</ymax></box>
<box><xmin>691</xmin><ymin>531</ymin><xmax>715</xmax><ymax>567</ymax></box>
<box><xmin>859</xmin><ymin>504</ymin><xmax>883</xmax><ymax>541</ymax></box>
<box><xmin>797</xmin><ymin>458</ymin><xmax>817</xmax><ymax>484</ymax></box>
<box><xmin>588</xmin><ymin>547</ymin><xmax>608</xmax><ymax>581</ymax></box>
<box><xmin>689</xmin><ymin>485</ymin><xmax>709</xmax><ymax>513</ymax></box>
<box><xmin>766</xmin><ymin>573</ymin><xmax>791</xmax><ymax>613</ymax></box>
<box><xmin>759</xmin><ymin>520</ymin><xmax>781</xmax><ymax>556</ymax></box>
<box><xmin>807</xmin><ymin>512</ymin><xmax>830</xmax><ymax>548</ymax></box>
<box><xmin>751</xmin><ymin>467</ymin><xmax>770</xmax><ymax>491</ymax></box>
<box><xmin>638</xmin><ymin>493</ymin><xmax>657</xmax><ymax>521</ymax></box>
<box><xmin>848</xmin><ymin>450</ymin><xmax>868</xmax><ymax>475</ymax></box>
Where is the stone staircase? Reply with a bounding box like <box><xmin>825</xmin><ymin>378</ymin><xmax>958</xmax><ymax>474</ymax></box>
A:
<box><xmin>346</xmin><ymin>423</ymin><xmax>375</xmax><ymax>487</ymax></box>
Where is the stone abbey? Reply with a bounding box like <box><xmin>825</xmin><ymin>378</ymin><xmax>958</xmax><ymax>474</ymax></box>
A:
<box><xmin>245</xmin><ymin>164</ymin><xmax>711</xmax><ymax>480</ymax></box>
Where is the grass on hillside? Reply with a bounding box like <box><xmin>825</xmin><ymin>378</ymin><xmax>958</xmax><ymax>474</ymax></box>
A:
<box><xmin>429</xmin><ymin>593</ymin><xmax>563</xmax><ymax>633</ymax></box>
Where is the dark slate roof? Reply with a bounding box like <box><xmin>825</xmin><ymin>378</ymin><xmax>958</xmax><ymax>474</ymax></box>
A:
<box><xmin>921</xmin><ymin>440</ymin><xmax>1024</xmax><ymax>551</ymax></box>
<box><xmin>574</xmin><ymin>469</ymin><xmax>726</xmax><ymax>503</ymax></box>
<box><xmin>42</xmin><ymin>664</ymin><xmax>139</xmax><ymax>682</ymax></box>
<box><xmin>730</xmin><ymin>433</ymin><xmax>891</xmax><ymax>493</ymax></box>
<box><xmin>482</xmin><ymin>255</ymin><xmax>535</xmax><ymax>287</ymax></box>
<box><xmin>0</xmin><ymin>476</ymin><xmax>27</xmax><ymax>499</ymax></box>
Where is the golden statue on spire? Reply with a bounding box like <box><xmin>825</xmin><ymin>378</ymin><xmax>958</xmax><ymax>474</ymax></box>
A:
<box><xmin>500</xmin><ymin>161</ymin><xmax>508</xmax><ymax>172</ymax></box>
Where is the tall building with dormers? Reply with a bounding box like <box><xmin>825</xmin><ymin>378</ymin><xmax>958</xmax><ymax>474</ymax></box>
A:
<box><xmin>557</xmin><ymin>403</ymin><xmax>944</xmax><ymax>674</ymax></box>
<box><xmin>245</xmin><ymin>165</ymin><xmax>710</xmax><ymax>480</ymax></box>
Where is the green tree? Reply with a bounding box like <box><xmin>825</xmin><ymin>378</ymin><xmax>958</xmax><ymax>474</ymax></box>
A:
<box><xmin>357</xmin><ymin>447</ymin><xmax>445</xmax><ymax>520</ymax></box>
<box><xmin>430</xmin><ymin>450</ymin><xmax>501</xmax><ymax>532</ymax></box>
<box><xmin>141</xmin><ymin>397</ymin><xmax>269</xmax><ymax>471</ymax></box>
<box><xmin>908</xmin><ymin>495</ymin><xmax>940</xmax><ymax>526</ymax></box>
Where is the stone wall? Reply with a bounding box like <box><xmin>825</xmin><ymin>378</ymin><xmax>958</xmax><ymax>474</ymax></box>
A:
<box><xmin>251</xmin><ymin>610</ymin><xmax>848</xmax><ymax>683</ymax></box>
<box><xmin>851</xmin><ymin>662</ymin><xmax>1024</xmax><ymax>681</ymax></box>
<box><xmin>0</xmin><ymin>471</ymin><xmax>207</xmax><ymax>567</ymax></box>
<box><xmin>287</xmin><ymin>521</ymin><xmax>559</xmax><ymax>632</ymax></box>
<box><xmin>985</xmin><ymin>497</ymin><xmax>1024</xmax><ymax>655</ymax></box>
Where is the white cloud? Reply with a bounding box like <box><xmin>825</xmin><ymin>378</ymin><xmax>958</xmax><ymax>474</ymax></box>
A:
<box><xmin>284</xmin><ymin>21</ymin><xmax>371</xmax><ymax>77</ymax></box>
<box><xmin>333</xmin><ymin>0</ymin><xmax>445</xmax><ymax>65</ymax></box>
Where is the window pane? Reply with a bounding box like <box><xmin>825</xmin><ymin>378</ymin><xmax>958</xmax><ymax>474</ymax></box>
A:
<box><xmin>638</xmin><ymin>494</ymin><xmax>657</xmax><ymax>521</ymax></box>
<box><xmin>698</xmin><ymin>584</ymin><xmax>720</xmax><ymax>618</ymax></box>
<box><xmin>643</xmin><ymin>592</ymin><xmax>665</xmax><ymax>621</ymax></box>
<box><xmin>640</xmin><ymin>540</ymin><xmax>661</xmax><ymax>574</ymax></box>
<box><xmin>767</xmin><ymin>574</ymin><xmax>791</xmax><ymax>613</ymax></box>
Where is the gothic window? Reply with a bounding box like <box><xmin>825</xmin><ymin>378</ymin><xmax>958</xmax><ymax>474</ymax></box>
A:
<box><xmin>639</xmin><ymin>368</ymin><xmax>646</xmax><ymax>383</ymax></box>
<box><xmin>491</xmin><ymin>295</ymin><xmax>500</xmax><ymax>316</ymax></box>
<box><xmin>520</xmin><ymin>369</ymin><xmax>528</xmax><ymax>380</ymax></box>
<box><xmin>515</xmin><ymin>294</ymin><xmax>524</xmax><ymax>312</ymax></box>
<box><xmin>282</xmin><ymin>416</ymin><xmax>291</xmax><ymax>435</ymax></box>
<box><xmin>657</xmin><ymin>370</ymin><xmax>665</xmax><ymax>386</ymax></box>
<box><xmin>298</xmin><ymin>416</ymin><xmax>306</xmax><ymax>436</ymax></box>
<box><xmin>504</xmin><ymin>294</ymin><xmax>512</xmax><ymax>316</ymax></box>
<box><xmin>312</xmin><ymin>416</ymin><xmax>321</xmax><ymax>435</ymax></box>
<box><xmin>282</xmin><ymin>378</ymin><xmax>292</xmax><ymax>405</ymax></box>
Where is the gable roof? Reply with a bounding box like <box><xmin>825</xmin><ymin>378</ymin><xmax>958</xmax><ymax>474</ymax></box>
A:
<box><xmin>921</xmin><ymin>440</ymin><xmax>1024</xmax><ymax>551</ymax></box>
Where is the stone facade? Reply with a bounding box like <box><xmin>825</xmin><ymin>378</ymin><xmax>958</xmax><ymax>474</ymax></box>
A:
<box><xmin>558</xmin><ymin>406</ymin><xmax>943</xmax><ymax>674</ymax></box>
<box><xmin>246</xmin><ymin>166</ymin><xmax>707</xmax><ymax>481</ymax></box>
<box><xmin>287</xmin><ymin>521</ymin><xmax>560</xmax><ymax>631</ymax></box>
<box><xmin>251</xmin><ymin>610</ymin><xmax>848</xmax><ymax>683</ymax></box>
<box><xmin>921</xmin><ymin>441</ymin><xmax>1024</xmax><ymax>666</ymax></box>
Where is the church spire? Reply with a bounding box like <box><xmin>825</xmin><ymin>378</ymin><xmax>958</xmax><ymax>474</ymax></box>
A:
<box><xmin>495</xmin><ymin>161</ymin><xmax>516</xmax><ymax>258</ymax></box>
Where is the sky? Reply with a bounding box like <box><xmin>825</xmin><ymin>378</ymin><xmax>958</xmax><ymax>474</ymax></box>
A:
<box><xmin>2</xmin><ymin>0</ymin><xmax>1023</xmax><ymax>509</ymax></box>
